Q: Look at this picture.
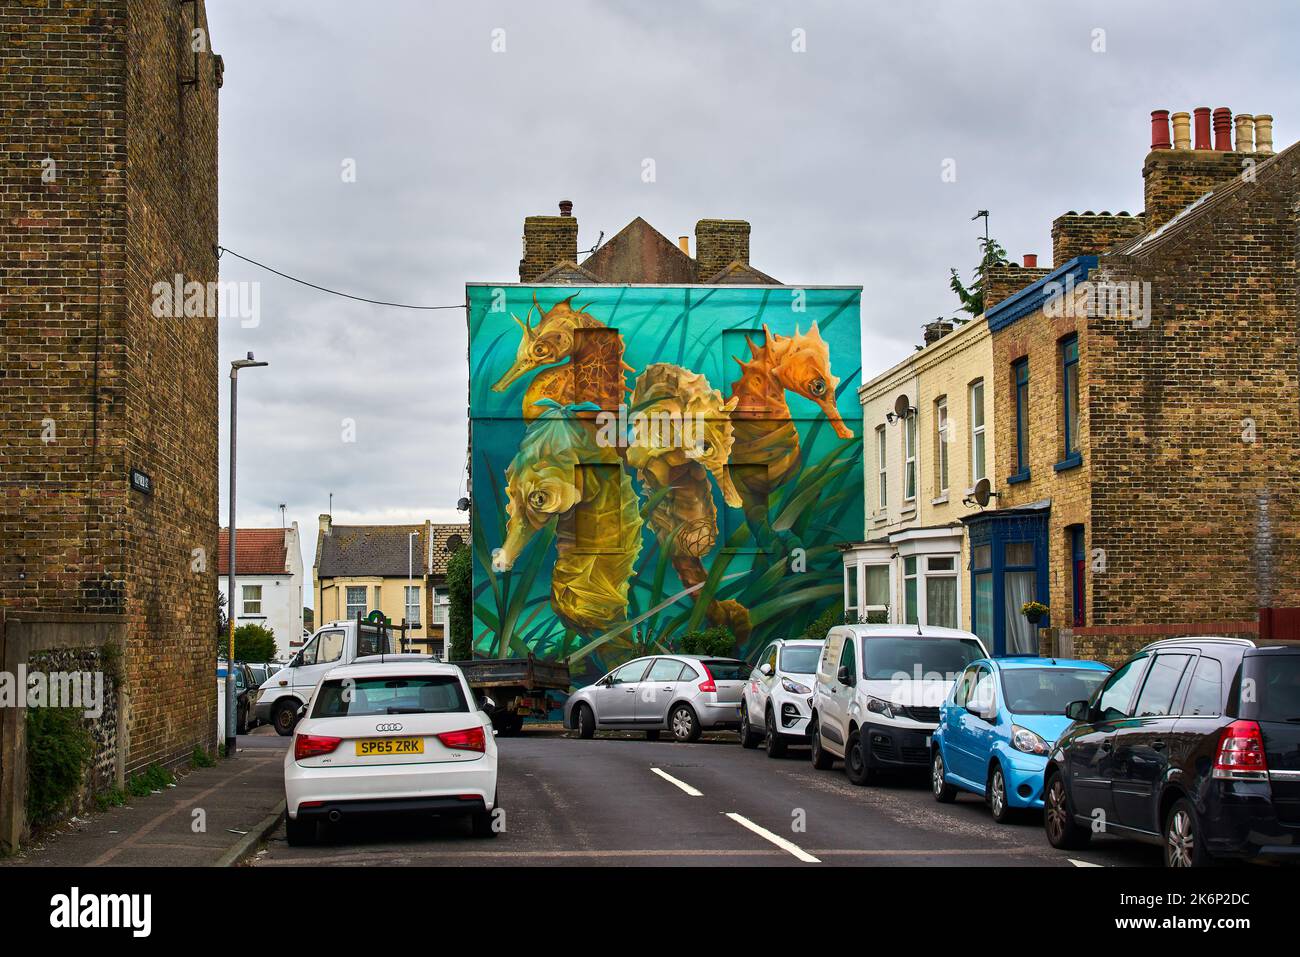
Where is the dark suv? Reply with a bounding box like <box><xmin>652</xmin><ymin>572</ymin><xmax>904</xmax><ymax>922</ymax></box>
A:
<box><xmin>1043</xmin><ymin>637</ymin><xmax>1300</xmax><ymax>866</ymax></box>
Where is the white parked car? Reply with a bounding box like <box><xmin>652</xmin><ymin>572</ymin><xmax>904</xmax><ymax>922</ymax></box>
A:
<box><xmin>283</xmin><ymin>658</ymin><xmax>499</xmax><ymax>846</ymax></box>
<box><xmin>739</xmin><ymin>638</ymin><xmax>823</xmax><ymax>756</ymax></box>
<box><xmin>809</xmin><ymin>624</ymin><xmax>987</xmax><ymax>785</ymax></box>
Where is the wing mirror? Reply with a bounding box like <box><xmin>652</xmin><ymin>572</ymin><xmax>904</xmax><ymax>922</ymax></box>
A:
<box><xmin>480</xmin><ymin>695</ymin><xmax>496</xmax><ymax>712</ymax></box>
<box><xmin>759</xmin><ymin>663</ymin><xmax>773</xmax><ymax>677</ymax></box>
<box><xmin>1065</xmin><ymin>699</ymin><xmax>1091</xmax><ymax>722</ymax></box>
<box><xmin>836</xmin><ymin>665</ymin><xmax>854</xmax><ymax>686</ymax></box>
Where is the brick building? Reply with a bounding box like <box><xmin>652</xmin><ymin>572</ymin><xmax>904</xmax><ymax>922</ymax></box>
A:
<box><xmin>973</xmin><ymin>108</ymin><xmax>1298</xmax><ymax>661</ymax></box>
<box><xmin>0</xmin><ymin>0</ymin><xmax>223</xmax><ymax>787</ymax></box>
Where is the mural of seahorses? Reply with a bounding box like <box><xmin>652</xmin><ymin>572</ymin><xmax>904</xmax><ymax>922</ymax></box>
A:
<box><xmin>626</xmin><ymin>363</ymin><xmax>750</xmax><ymax>642</ymax></box>
<box><xmin>727</xmin><ymin>322</ymin><xmax>855</xmax><ymax>528</ymax></box>
<box><xmin>490</xmin><ymin>293</ymin><xmax>633</xmax><ymax>420</ymax></box>
<box><xmin>492</xmin><ymin>401</ymin><xmax>643</xmax><ymax>637</ymax></box>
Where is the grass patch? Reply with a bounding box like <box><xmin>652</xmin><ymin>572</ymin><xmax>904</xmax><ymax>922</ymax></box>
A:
<box><xmin>93</xmin><ymin>787</ymin><xmax>126</xmax><ymax>812</ymax></box>
<box><xmin>126</xmin><ymin>763</ymin><xmax>174</xmax><ymax>798</ymax></box>
<box><xmin>191</xmin><ymin>745</ymin><xmax>215</xmax><ymax>769</ymax></box>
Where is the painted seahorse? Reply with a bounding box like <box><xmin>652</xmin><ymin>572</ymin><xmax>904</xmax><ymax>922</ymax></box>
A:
<box><xmin>727</xmin><ymin>321</ymin><xmax>854</xmax><ymax>527</ymax></box>
<box><xmin>626</xmin><ymin>363</ymin><xmax>750</xmax><ymax>643</ymax></box>
<box><xmin>490</xmin><ymin>293</ymin><xmax>633</xmax><ymax>421</ymax></box>
<box><xmin>492</xmin><ymin>401</ymin><xmax>643</xmax><ymax>637</ymax></box>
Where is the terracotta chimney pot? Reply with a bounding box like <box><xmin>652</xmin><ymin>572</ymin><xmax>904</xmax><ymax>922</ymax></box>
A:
<box><xmin>1171</xmin><ymin>112</ymin><xmax>1192</xmax><ymax>150</ymax></box>
<box><xmin>1193</xmin><ymin>107</ymin><xmax>1212</xmax><ymax>150</ymax></box>
<box><xmin>1254</xmin><ymin>115</ymin><xmax>1274</xmax><ymax>154</ymax></box>
<box><xmin>1150</xmin><ymin>109</ymin><xmax>1172</xmax><ymax>150</ymax></box>
<box><xmin>1213</xmin><ymin>108</ymin><xmax>1232</xmax><ymax>150</ymax></box>
<box><xmin>1023</xmin><ymin>254</ymin><xmax>1038</xmax><ymax>268</ymax></box>
<box><xmin>1234</xmin><ymin>114</ymin><xmax>1255</xmax><ymax>153</ymax></box>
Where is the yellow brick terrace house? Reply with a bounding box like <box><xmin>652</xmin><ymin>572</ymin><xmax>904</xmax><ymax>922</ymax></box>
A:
<box><xmin>843</xmin><ymin>313</ymin><xmax>997</xmax><ymax>632</ymax></box>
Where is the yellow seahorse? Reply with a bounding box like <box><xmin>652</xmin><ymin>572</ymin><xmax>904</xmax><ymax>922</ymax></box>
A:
<box><xmin>626</xmin><ymin>363</ymin><xmax>750</xmax><ymax>643</ymax></box>
<box><xmin>492</xmin><ymin>401</ymin><xmax>643</xmax><ymax>637</ymax></box>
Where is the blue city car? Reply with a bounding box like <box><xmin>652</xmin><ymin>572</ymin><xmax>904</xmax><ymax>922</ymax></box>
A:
<box><xmin>931</xmin><ymin>657</ymin><xmax>1111</xmax><ymax>822</ymax></box>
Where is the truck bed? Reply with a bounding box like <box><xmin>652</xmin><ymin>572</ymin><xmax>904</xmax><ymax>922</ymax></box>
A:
<box><xmin>452</xmin><ymin>654</ymin><xmax>571</xmax><ymax>692</ymax></box>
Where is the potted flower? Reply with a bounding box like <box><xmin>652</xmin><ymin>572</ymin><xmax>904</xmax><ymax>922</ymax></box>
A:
<box><xmin>1020</xmin><ymin>600</ymin><xmax>1049</xmax><ymax>625</ymax></box>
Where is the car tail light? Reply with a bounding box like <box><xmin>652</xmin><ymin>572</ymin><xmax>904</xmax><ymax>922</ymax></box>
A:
<box><xmin>437</xmin><ymin>726</ymin><xmax>487</xmax><ymax>752</ymax></box>
<box><xmin>1213</xmin><ymin>720</ymin><xmax>1268</xmax><ymax>779</ymax></box>
<box><xmin>294</xmin><ymin>734</ymin><xmax>342</xmax><ymax>761</ymax></box>
<box><xmin>698</xmin><ymin>664</ymin><xmax>716</xmax><ymax>694</ymax></box>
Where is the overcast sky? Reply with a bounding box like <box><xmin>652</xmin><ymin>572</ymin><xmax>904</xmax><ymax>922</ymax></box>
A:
<box><xmin>207</xmin><ymin>0</ymin><xmax>1297</xmax><ymax>599</ymax></box>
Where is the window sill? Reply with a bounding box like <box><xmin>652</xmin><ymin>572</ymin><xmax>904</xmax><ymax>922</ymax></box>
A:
<box><xmin>899</xmin><ymin>503</ymin><xmax>917</xmax><ymax>518</ymax></box>
<box><xmin>931</xmin><ymin>494</ymin><xmax>949</xmax><ymax>506</ymax></box>
<box><xmin>1053</xmin><ymin>453</ymin><xmax>1083</xmax><ymax>473</ymax></box>
<box><xmin>1006</xmin><ymin>470</ymin><xmax>1031</xmax><ymax>485</ymax></box>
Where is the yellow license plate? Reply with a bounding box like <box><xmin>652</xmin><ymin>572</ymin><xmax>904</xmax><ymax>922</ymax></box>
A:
<box><xmin>356</xmin><ymin>737</ymin><xmax>424</xmax><ymax>756</ymax></box>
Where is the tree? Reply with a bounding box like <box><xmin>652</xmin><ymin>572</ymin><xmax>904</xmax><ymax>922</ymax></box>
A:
<box><xmin>678</xmin><ymin>625</ymin><xmax>735</xmax><ymax>658</ymax></box>
<box><xmin>949</xmin><ymin>235</ymin><xmax>1007</xmax><ymax>318</ymax></box>
<box><xmin>233</xmin><ymin>623</ymin><xmax>277</xmax><ymax>663</ymax></box>
<box><xmin>446</xmin><ymin>543</ymin><xmax>472</xmax><ymax>661</ymax></box>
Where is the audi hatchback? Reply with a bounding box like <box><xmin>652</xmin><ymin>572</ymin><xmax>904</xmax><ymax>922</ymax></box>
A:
<box><xmin>283</xmin><ymin>658</ymin><xmax>499</xmax><ymax>845</ymax></box>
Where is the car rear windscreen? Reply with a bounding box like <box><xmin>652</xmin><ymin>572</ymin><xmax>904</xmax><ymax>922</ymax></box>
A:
<box><xmin>863</xmin><ymin>638</ymin><xmax>984</xmax><ymax>680</ymax></box>
<box><xmin>780</xmin><ymin>646</ymin><xmax>821</xmax><ymax>674</ymax></box>
<box><xmin>311</xmin><ymin>676</ymin><xmax>468</xmax><ymax>718</ymax></box>
<box><xmin>1249</xmin><ymin>655</ymin><xmax>1300</xmax><ymax>723</ymax></box>
<box><xmin>1000</xmin><ymin>668</ymin><xmax>1109</xmax><ymax>715</ymax></box>
<box><xmin>702</xmin><ymin>660</ymin><xmax>748</xmax><ymax>681</ymax></box>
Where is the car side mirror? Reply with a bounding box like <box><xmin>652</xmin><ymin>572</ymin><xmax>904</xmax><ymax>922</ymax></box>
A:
<box><xmin>759</xmin><ymin>663</ymin><xmax>773</xmax><ymax>677</ymax></box>
<box><xmin>967</xmin><ymin>700</ymin><xmax>995</xmax><ymax>722</ymax></box>
<box><xmin>1065</xmin><ymin>699</ymin><xmax>1090</xmax><ymax>722</ymax></box>
<box><xmin>480</xmin><ymin>695</ymin><xmax>496</xmax><ymax>712</ymax></box>
<box><xmin>836</xmin><ymin>665</ymin><xmax>854</xmax><ymax>686</ymax></box>
<box><xmin>296</xmin><ymin>703</ymin><xmax>307</xmax><ymax>717</ymax></box>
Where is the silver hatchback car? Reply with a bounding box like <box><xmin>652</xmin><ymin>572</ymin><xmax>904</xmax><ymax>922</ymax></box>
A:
<box><xmin>565</xmin><ymin>655</ymin><xmax>749</xmax><ymax>742</ymax></box>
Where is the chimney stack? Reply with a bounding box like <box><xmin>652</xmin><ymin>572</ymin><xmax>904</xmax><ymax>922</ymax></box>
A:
<box><xmin>1150</xmin><ymin>110</ymin><xmax>1172</xmax><ymax>150</ymax></box>
<box><xmin>694</xmin><ymin>219</ymin><xmax>750</xmax><ymax>280</ymax></box>
<box><xmin>1234</xmin><ymin>114</ymin><xmax>1255</xmax><ymax>153</ymax></box>
<box><xmin>519</xmin><ymin>200</ymin><xmax>580</xmax><ymax>282</ymax></box>
<box><xmin>1213</xmin><ymin>107</ymin><xmax>1232</xmax><ymax>150</ymax></box>
<box><xmin>1193</xmin><ymin>107</ymin><xmax>1212</xmax><ymax>150</ymax></box>
<box><xmin>319</xmin><ymin>513</ymin><xmax>332</xmax><ymax>536</ymax></box>
<box><xmin>1022</xmin><ymin>253</ymin><xmax>1038</xmax><ymax>268</ymax></box>
<box><xmin>923</xmin><ymin>319</ymin><xmax>954</xmax><ymax>347</ymax></box>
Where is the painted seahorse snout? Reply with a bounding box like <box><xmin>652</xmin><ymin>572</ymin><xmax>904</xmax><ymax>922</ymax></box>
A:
<box><xmin>815</xmin><ymin>394</ymin><xmax>855</xmax><ymax>439</ymax></box>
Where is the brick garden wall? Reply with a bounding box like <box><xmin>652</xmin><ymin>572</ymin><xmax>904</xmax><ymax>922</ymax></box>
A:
<box><xmin>0</xmin><ymin>1</ymin><xmax>220</xmax><ymax>773</ymax></box>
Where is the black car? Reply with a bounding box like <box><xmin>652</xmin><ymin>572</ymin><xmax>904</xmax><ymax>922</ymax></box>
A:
<box><xmin>1043</xmin><ymin>637</ymin><xmax>1300</xmax><ymax>866</ymax></box>
<box><xmin>231</xmin><ymin>662</ymin><xmax>257</xmax><ymax>735</ymax></box>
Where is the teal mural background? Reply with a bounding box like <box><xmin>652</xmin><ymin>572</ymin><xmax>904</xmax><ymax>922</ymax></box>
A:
<box><xmin>467</xmin><ymin>284</ymin><xmax>863</xmax><ymax>685</ymax></box>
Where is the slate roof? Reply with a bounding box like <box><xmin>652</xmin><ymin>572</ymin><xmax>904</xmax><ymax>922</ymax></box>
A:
<box><xmin>315</xmin><ymin>522</ymin><xmax>469</xmax><ymax>579</ymax></box>
<box><xmin>218</xmin><ymin>528</ymin><xmax>289</xmax><ymax>576</ymax></box>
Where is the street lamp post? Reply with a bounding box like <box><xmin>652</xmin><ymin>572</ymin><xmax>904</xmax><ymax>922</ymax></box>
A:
<box><xmin>407</xmin><ymin>530</ymin><xmax>418</xmax><ymax>654</ymax></box>
<box><xmin>226</xmin><ymin>352</ymin><xmax>268</xmax><ymax>759</ymax></box>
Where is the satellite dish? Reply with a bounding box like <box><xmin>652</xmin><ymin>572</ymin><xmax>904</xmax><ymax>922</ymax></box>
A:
<box><xmin>446</xmin><ymin>534</ymin><xmax>463</xmax><ymax>552</ymax></box>
<box><xmin>893</xmin><ymin>394</ymin><xmax>913</xmax><ymax>420</ymax></box>
<box><xmin>972</xmin><ymin>477</ymin><xmax>994</xmax><ymax>508</ymax></box>
<box><xmin>456</xmin><ymin>497</ymin><xmax>471</xmax><ymax>512</ymax></box>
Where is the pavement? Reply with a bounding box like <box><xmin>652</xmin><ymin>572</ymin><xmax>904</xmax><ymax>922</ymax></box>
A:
<box><xmin>2</xmin><ymin>728</ymin><xmax>288</xmax><ymax>867</ymax></box>
<box><xmin>255</xmin><ymin>730</ymin><xmax>1162</xmax><ymax>867</ymax></box>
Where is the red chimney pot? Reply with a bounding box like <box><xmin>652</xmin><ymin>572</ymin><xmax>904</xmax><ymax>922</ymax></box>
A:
<box><xmin>1023</xmin><ymin>254</ymin><xmax>1038</xmax><ymax>268</ymax></box>
<box><xmin>1193</xmin><ymin>107</ymin><xmax>1212</xmax><ymax>150</ymax></box>
<box><xmin>1212</xmin><ymin>108</ymin><xmax>1232</xmax><ymax>150</ymax></box>
<box><xmin>1150</xmin><ymin>109</ymin><xmax>1171</xmax><ymax>150</ymax></box>
<box><xmin>558</xmin><ymin>199</ymin><xmax>573</xmax><ymax>217</ymax></box>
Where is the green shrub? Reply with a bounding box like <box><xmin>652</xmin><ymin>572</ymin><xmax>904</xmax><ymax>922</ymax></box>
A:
<box><xmin>191</xmin><ymin>745</ymin><xmax>215</xmax><ymax>769</ymax></box>
<box><xmin>232</xmin><ymin>623</ymin><xmax>276</xmax><ymax>663</ymax></box>
<box><xmin>447</xmin><ymin>543</ymin><xmax>473</xmax><ymax>661</ymax></box>
<box><xmin>678</xmin><ymin>625</ymin><xmax>736</xmax><ymax>658</ymax></box>
<box><xmin>126</xmin><ymin>763</ymin><xmax>174</xmax><ymax>798</ymax></box>
<box><xmin>94</xmin><ymin>787</ymin><xmax>126</xmax><ymax>812</ymax></box>
<box><xmin>26</xmin><ymin>707</ymin><xmax>95</xmax><ymax>825</ymax></box>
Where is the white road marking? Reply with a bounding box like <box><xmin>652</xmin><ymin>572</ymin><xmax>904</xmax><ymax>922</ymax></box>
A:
<box><xmin>725</xmin><ymin>811</ymin><xmax>821</xmax><ymax>863</ymax></box>
<box><xmin>1069</xmin><ymin>858</ymin><xmax>1102</xmax><ymax>867</ymax></box>
<box><xmin>650</xmin><ymin>767</ymin><xmax>703</xmax><ymax>797</ymax></box>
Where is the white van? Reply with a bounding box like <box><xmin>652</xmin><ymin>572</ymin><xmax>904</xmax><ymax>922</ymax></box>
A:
<box><xmin>809</xmin><ymin>624</ymin><xmax>987</xmax><ymax>785</ymax></box>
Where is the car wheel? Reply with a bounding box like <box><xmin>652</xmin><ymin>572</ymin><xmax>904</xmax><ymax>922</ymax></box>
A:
<box><xmin>471</xmin><ymin>792</ymin><xmax>499</xmax><ymax>839</ymax></box>
<box><xmin>809</xmin><ymin>715</ymin><xmax>834</xmax><ymax>770</ymax></box>
<box><xmin>285</xmin><ymin>815</ymin><xmax>318</xmax><ymax>847</ymax></box>
<box><xmin>1044</xmin><ymin>771</ymin><xmax>1092</xmax><ymax>850</ymax></box>
<box><xmin>1164</xmin><ymin>798</ymin><xmax>1210</xmax><ymax>867</ymax></box>
<box><xmin>739</xmin><ymin>701</ymin><xmax>760</xmax><ymax>749</ymax></box>
<box><xmin>764</xmin><ymin>707</ymin><xmax>787</xmax><ymax>758</ymax></box>
<box><xmin>988</xmin><ymin>764</ymin><xmax>1014</xmax><ymax>823</ymax></box>
<box><xmin>932</xmin><ymin>749</ymin><xmax>957</xmax><ymax>803</ymax></box>
<box><xmin>670</xmin><ymin>704</ymin><xmax>701</xmax><ymax>742</ymax></box>
<box><xmin>646</xmin><ymin>730</ymin><xmax>661</xmax><ymax>741</ymax></box>
<box><xmin>273</xmin><ymin>700</ymin><xmax>300</xmax><ymax>737</ymax></box>
<box><xmin>844</xmin><ymin>729</ymin><xmax>875</xmax><ymax>785</ymax></box>
<box><xmin>576</xmin><ymin>703</ymin><xmax>595</xmax><ymax>740</ymax></box>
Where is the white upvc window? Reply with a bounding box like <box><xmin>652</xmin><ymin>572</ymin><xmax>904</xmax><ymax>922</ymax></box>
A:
<box><xmin>935</xmin><ymin>396</ymin><xmax>950</xmax><ymax>494</ymax></box>
<box><xmin>345</xmin><ymin>586</ymin><xmax>367</xmax><ymax>620</ymax></box>
<box><xmin>432</xmin><ymin>601</ymin><xmax>449</xmax><ymax>626</ymax></box>
<box><xmin>241</xmin><ymin>584</ymin><xmax>262</xmax><ymax>616</ymax></box>
<box><xmin>970</xmin><ymin>379</ymin><xmax>987</xmax><ymax>484</ymax></box>
<box><xmin>405</xmin><ymin>585</ymin><xmax>420</xmax><ymax>626</ymax></box>
<box><xmin>875</xmin><ymin>425</ymin><xmax>888</xmax><ymax>509</ymax></box>
<box><xmin>903</xmin><ymin>412</ymin><xmax>917</xmax><ymax>502</ymax></box>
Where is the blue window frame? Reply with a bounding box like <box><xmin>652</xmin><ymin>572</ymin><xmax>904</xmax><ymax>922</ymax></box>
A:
<box><xmin>1057</xmin><ymin>335</ymin><xmax>1082</xmax><ymax>471</ymax></box>
<box><xmin>965</xmin><ymin>509</ymin><xmax>1049</xmax><ymax>657</ymax></box>
<box><xmin>1010</xmin><ymin>358</ymin><xmax>1030</xmax><ymax>482</ymax></box>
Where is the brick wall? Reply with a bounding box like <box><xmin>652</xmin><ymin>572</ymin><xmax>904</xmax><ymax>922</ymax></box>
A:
<box><xmin>1051</xmin><ymin>212</ymin><xmax>1145</xmax><ymax>264</ymax></box>
<box><xmin>1142</xmin><ymin>149</ymin><xmax>1264</xmax><ymax>230</ymax></box>
<box><xmin>0</xmin><ymin>1</ymin><xmax>220</xmax><ymax>772</ymax></box>
<box><xmin>985</xmin><ymin>263</ymin><xmax>1050</xmax><ymax>312</ymax></box>
<box><xmin>694</xmin><ymin>219</ymin><xmax>750</xmax><ymax>279</ymax></box>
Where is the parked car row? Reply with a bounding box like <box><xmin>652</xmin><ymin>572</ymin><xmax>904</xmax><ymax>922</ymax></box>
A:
<box><xmin>567</xmin><ymin>624</ymin><xmax>1300</xmax><ymax>867</ymax></box>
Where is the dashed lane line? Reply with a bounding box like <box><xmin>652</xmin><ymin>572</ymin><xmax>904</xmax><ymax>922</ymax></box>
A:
<box><xmin>650</xmin><ymin>766</ymin><xmax>703</xmax><ymax>796</ymax></box>
<box><xmin>724</xmin><ymin>812</ymin><xmax>821</xmax><ymax>863</ymax></box>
